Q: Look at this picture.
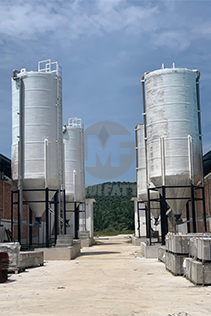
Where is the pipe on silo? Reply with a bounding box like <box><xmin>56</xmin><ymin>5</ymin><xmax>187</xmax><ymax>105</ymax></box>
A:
<box><xmin>195</xmin><ymin>70</ymin><xmax>207</xmax><ymax>231</ymax></box>
<box><xmin>141</xmin><ymin>75</ymin><xmax>148</xmax><ymax>186</ymax></box>
<box><xmin>141</xmin><ymin>74</ymin><xmax>152</xmax><ymax>245</ymax></box>
<box><xmin>73</xmin><ymin>170</ymin><xmax>76</xmax><ymax>201</ymax></box>
<box><xmin>13</xmin><ymin>70</ymin><xmax>24</xmax><ymax>241</ymax></box>
<box><xmin>18</xmin><ymin>77</ymin><xmax>24</xmax><ymax>241</ymax></box>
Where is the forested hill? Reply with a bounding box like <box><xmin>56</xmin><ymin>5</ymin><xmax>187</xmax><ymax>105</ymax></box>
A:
<box><xmin>86</xmin><ymin>182</ymin><xmax>136</xmax><ymax>235</ymax></box>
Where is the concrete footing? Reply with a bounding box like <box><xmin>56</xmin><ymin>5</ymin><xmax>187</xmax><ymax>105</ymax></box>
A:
<box><xmin>79</xmin><ymin>231</ymin><xmax>93</xmax><ymax>247</ymax></box>
<box><xmin>80</xmin><ymin>238</ymin><xmax>93</xmax><ymax>248</ymax></box>
<box><xmin>140</xmin><ymin>242</ymin><xmax>160</xmax><ymax>258</ymax></box>
<box><xmin>35</xmin><ymin>241</ymin><xmax>81</xmax><ymax>260</ymax></box>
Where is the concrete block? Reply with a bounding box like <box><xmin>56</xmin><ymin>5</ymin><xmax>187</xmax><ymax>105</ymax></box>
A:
<box><xmin>158</xmin><ymin>246</ymin><xmax>166</xmax><ymax>263</ymax></box>
<box><xmin>140</xmin><ymin>242</ymin><xmax>160</xmax><ymax>258</ymax></box>
<box><xmin>197</xmin><ymin>238</ymin><xmax>211</xmax><ymax>261</ymax></box>
<box><xmin>165</xmin><ymin>233</ymin><xmax>189</xmax><ymax>254</ymax></box>
<box><xmin>0</xmin><ymin>242</ymin><xmax>21</xmax><ymax>272</ymax></box>
<box><xmin>36</xmin><ymin>241</ymin><xmax>80</xmax><ymax>260</ymax></box>
<box><xmin>184</xmin><ymin>257</ymin><xmax>211</xmax><ymax>285</ymax></box>
<box><xmin>165</xmin><ymin>251</ymin><xmax>187</xmax><ymax>275</ymax></box>
<box><xmin>189</xmin><ymin>237</ymin><xmax>198</xmax><ymax>258</ymax></box>
<box><xmin>56</xmin><ymin>234</ymin><xmax>73</xmax><ymax>247</ymax></box>
<box><xmin>80</xmin><ymin>238</ymin><xmax>93</xmax><ymax>248</ymax></box>
<box><xmin>19</xmin><ymin>251</ymin><xmax>44</xmax><ymax>269</ymax></box>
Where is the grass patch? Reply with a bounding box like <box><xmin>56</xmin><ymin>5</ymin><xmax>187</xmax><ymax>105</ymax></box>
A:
<box><xmin>94</xmin><ymin>228</ymin><xmax>134</xmax><ymax>237</ymax></box>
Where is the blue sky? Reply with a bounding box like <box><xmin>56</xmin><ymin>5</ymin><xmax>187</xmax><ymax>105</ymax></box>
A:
<box><xmin>1</xmin><ymin>0</ymin><xmax>211</xmax><ymax>185</ymax></box>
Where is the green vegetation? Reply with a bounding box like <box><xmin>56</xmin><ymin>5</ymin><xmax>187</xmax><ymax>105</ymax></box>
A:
<box><xmin>86</xmin><ymin>181</ymin><xmax>136</xmax><ymax>236</ymax></box>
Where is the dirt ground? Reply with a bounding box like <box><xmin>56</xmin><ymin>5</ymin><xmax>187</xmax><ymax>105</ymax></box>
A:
<box><xmin>0</xmin><ymin>235</ymin><xmax>211</xmax><ymax>316</ymax></box>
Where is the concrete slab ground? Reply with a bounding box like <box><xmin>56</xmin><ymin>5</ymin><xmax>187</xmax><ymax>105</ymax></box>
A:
<box><xmin>0</xmin><ymin>235</ymin><xmax>211</xmax><ymax>316</ymax></box>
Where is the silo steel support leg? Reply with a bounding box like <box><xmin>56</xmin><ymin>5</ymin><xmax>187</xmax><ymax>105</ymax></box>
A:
<box><xmin>161</xmin><ymin>187</ymin><xmax>168</xmax><ymax>246</ymax></box>
<box><xmin>45</xmin><ymin>188</ymin><xmax>49</xmax><ymax>248</ymax></box>
<box><xmin>63</xmin><ymin>190</ymin><xmax>66</xmax><ymax>235</ymax></box>
<box><xmin>202</xmin><ymin>186</ymin><xmax>207</xmax><ymax>232</ymax></box>
<box><xmin>18</xmin><ymin>190</ymin><xmax>21</xmax><ymax>244</ymax></box>
<box><xmin>186</xmin><ymin>201</ymin><xmax>191</xmax><ymax>233</ymax></box>
<box><xmin>191</xmin><ymin>184</ymin><xmax>197</xmax><ymax>233</ymax></box>
<box><xmin>137</xmin><ymin>202</ymin><xmax>140</xmax><ymax>238</ymax></box>
<box><xmin>75</xmin><ymin>202</ymin><xmax>79</xmax><ymax>239</ymax></box>
<box><xmin>54</xmin><ymin>191</ymin><xmax>58</xmax><ymax>245</ymax></box>
<box><xmin>147</xmin><ymin>188</ymin><xmax>152</xmax><ymax>246</ymax></box>
<box><xmin>84</xmin><ymin>202</ymin><xmax>86</xmax><ymax>231</ymax></box>
<box><xmin>145</xmin><ymin>205</ymin><xmax>149</xmax><ymax>238</ymax></box>
<box><xmin>29</xmin><ymin>208</ymin><xmax>32</xmax><ymax>248</ymax></box>
<box><xmin>11</xmin><ymin>191</ymin><xmax>14</xmax><ymax>242</ymax></box>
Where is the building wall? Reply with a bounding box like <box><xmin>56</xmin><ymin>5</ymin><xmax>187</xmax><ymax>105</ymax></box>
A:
<box><xmin>179</xmin><ymin>173</ymin><xmax>211</xmax><ymax>233</ymax></box>
<box><xmin>0</xmin><ymin>179</ymin><xmax>39</xmax><ymax>243</ymax></box>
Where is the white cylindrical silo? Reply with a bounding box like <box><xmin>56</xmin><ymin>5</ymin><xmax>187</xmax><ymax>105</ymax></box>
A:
<box><xmin>11</xmin><ymin>60</ymin><xmax>63</xmax><ymax>223</ymax></box>
<box><xmin>136</xmin><ymin>123</ymin><xmax>160</xmax><ymax>221</ymax></box>
<box><xmin>143</xmin><ymin>66</ymin><xmax>203</xmax><ymax>217</ymax></box>
<box><xmin>63</xmin><ymin>118</ymin><xmax>85</xmax><ymax>224</ymax></box>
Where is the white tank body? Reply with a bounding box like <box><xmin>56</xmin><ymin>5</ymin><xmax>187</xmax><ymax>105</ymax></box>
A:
<box><xmin>144</xmin><ymin>67</ymin><xmax>203</xmax><ymax>215</ymax></box>
<box><xmin>11</xmin><ymin>60</ymin><xmax>63</xmax><ymax>222</ymax></box>
<box><xmin>63</xmin><ymin>118</ymin><xmax>85</xmax><ymax>216</ymax></box>
<box><xmin>136</xmin><ymin>123</ymin><xmax>160</xmax><ymax>219</ymax></box>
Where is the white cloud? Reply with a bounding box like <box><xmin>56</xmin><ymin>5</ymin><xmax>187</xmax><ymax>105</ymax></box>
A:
<box><xmin>0</xmin><ymin>0</ymin><xmax>158</xmax><ymax>40</ymax></box>
<box><xmin>152</xmin><ymin>31</ymin><xmax>191</xmax><ymax>51</ymax></box>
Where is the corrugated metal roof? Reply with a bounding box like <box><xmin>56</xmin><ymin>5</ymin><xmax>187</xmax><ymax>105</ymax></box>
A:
<box><xmin>203</xmin><ymin>150</ymin><xmax>211</xmax><ymax>177</ymax></box>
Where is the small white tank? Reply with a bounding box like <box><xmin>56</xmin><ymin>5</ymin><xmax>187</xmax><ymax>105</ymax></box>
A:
<box><xmin>143</xmin><ymin>66</ymin><xmax>203</xmax><ymax>216</ymax></box>
<box><xmin>63</xmin><ymin>118</ymin><xmax>85</xmax><ymax>206</ymax></box>
<box><xmin>11</xmin><ymin>60</ymin><xmax>63</xmax><ymax>222</ymax></box>
<box><xmin>136</xmin><ymin>123</ymin><xmax>160</xmax><ymax>221</ymax></box>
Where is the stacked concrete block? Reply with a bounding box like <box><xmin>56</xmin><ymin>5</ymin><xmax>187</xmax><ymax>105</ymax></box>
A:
<box><xmin>0</xmin><ymin>242</ymin><xmax>21</xmax><ymax>272</ymax></box>
<box><xmin>184</xmin><ymin>236</ymin><xmax>211</xmax><ymax>285</ymax></box>
<box><xmin>165</xmin><ymin>233</ymin><xmax>189</xmax><ymax>276</ymax></box>
<box><xmin>184</xmin><ymin>257</ymin><xmax>211</xmax><ymax>285</ymax></box>
<box><xmin>189</xmin><ymin>237</ymin><xmax>198</xmax><ymax>258</ymax></box>
<box><xmin>158</xmin><ymin>246</ymin><xmax>166</xmax><ymax>263</ymax></box>
<box><xmin>197</xmin><ymin>238</ymin><xmax>211</xmax><ymax>261</ymax></box>
<box><xmin>165</xmin><ymin>251</ymin><xmax>185</xmax><ymax>275</ymax></box>
<box><xmin>166</xmin><ymin>234</ymin><xmax>190</xmax><ymax>254</ymax></box>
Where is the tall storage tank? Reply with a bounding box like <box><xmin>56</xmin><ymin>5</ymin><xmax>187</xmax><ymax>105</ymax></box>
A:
<box><xmin>136</xmin><ymin>123</ymin><xmax>160</xmax><ymax>221</ymax></box>
<box><xmin>11</xmin><ymin>60</ymin><xmax>63</xmax><ymax>223</ymax></box>
<box><xmin>143</xmin><ymin>66</ymin><xmax>203</xmax><ymax>217</ymax></box>
<box><xmin>63</xmin><ymin>118</ymin><xmax>85</xmax><ymax>224</ymax></box>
